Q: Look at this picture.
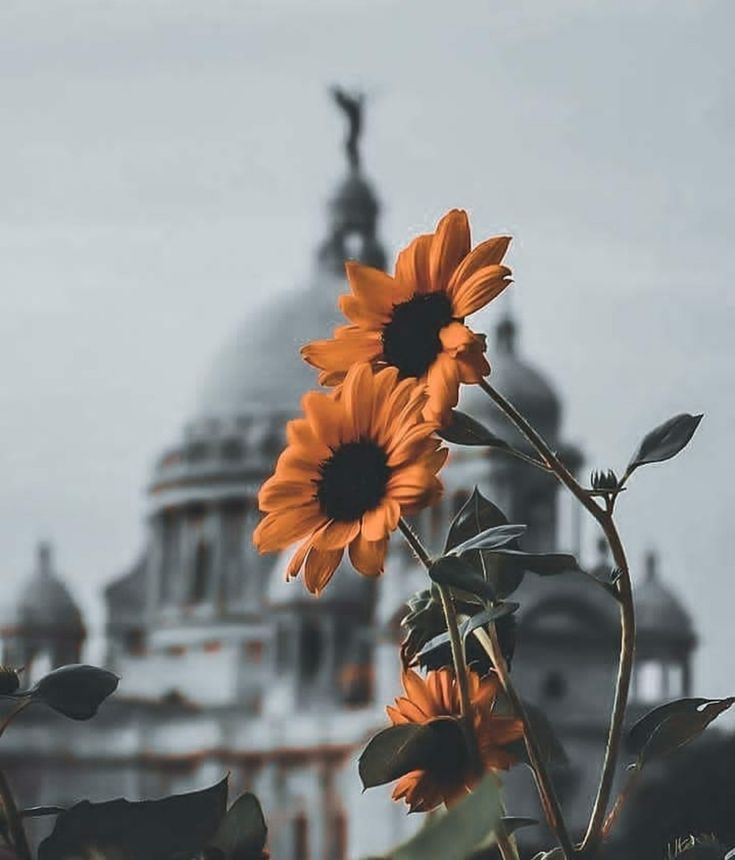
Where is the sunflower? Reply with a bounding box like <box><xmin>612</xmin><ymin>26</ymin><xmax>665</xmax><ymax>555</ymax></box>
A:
<box><xmin>386</xmin><ymin>668</ymin><xmax>524</xmax><ymax>812</ymax></box>
<box><xmin>253</xmin><ymin>363</ymin><xmax>446</xmax><ymax>594</ymax></box>
<box><xmin>301</xmin><ymin>209</ymin><xmax>512</xmax><ymax>422</ymax></box>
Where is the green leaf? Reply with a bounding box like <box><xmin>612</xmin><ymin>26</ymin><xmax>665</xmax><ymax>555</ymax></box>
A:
<box><xmin>438</xmin><ymin>411</ymin><xmax>512</xmax><ymax>450</ymax></box>
<box><xmin>359</xmin><ymin>718</ymin><xmax>466</xmax><ymax>790</ymax></box>
<box><xmin>29</xmin><ymin>664</ymin><xmax>119</xmax><ymax>720</ymax></box>
<box><xmin>626</xmin><ymin>413</ymin><xmax>703</xmax><ymax>476</ymax></box>
<box><xmin>482</xmin><ymin>548</ymin><xmax>580</xmax><ymax>576</ymax></box>
<box><xmin>628</xmin><ymin>696</ymin><xmax>735</xmax><ymax>766</ymax></box>
<box><xmin>38</xmin><ymin>778</ymin><xmax>228</xmax><ymax>860</ymax></box>
<box><xmin>444</xmin><ymin>488</ymin><xmax>509</xmax><ymax>553</ymax></box>
<box><xmin>451</xmin><ymin>524</ymin><xmax>527</xmax><ymax>556</ymax></box>
<box><xmin>462</xmin><ymin>604</ymin><xmax>519</xmax><ymax>643</ymax></box>
<box><xmin>429</xmin><ymin>556</ymin><xmax>496</xmax><ymax>602</ymax></box>
<box><xmin>500</xmin><ymin>816</ymin><xmax>539</xmax><ymax>835</ymax></box>
<box><xmin>208</xmin><ymin>792</ymin><xmax>267</xmax><ymax>860</ymax></box>
<box><xmin>391</xmin><ymin>774</ymin><xmax>501</xmax><ymax>860</ymax></box>
<box><xmin>507</xmin><ymin>702</ymin><xmax>568</xmax><ymax>767</ymax></box>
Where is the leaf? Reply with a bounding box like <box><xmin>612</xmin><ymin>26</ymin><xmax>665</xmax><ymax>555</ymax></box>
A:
<box><xmin>359</xmin><ymin>718</ymin><xmax>466</xmax><ymax>790</ymax></box>
<box><xmin>38</xmin><ymin>778</ymin><xmax>228</xmax><ymax>860</ymax></box>
<box><xmin>429</xmin><ymin>556</ymin><xmax>496</xmax><ymax>602</ymax></box>
<box><xmin>438</xmin><ymin>411</ymin><xmax>512</xmax><ymax>450</ymax></box>
<box><xmin>500</xmin><ymin>816</ymin><xmax>539</xmax><ymax>835</ymax></box>
<box><xmin>626</xmin><ymin>413</ymin><xmax>703</xmax><ymax>476</ymax></box>
<box><xmin>444</xmin><ymin>488</ymin><xmax>509</xmax><ymax>553</ymax></box>
<box><xmin>461</xmin><ymin>604</ymin><xmax>519</xmax><ymax>642</ymax></box>
<box><xmin>482</xmin><ymin>549</ymin><xmax>580</xmax><ymax>576</ymax></box>
<box><xmin>391</xmin><ymin>773</ymin><xmax>501</xmax><ymax>860</ymax></box>
<box><xmin>628</xmin><ymin>696</ymin><xmax>735</xmax><ymax>766</ymax></box>
<box><xmin>30</xmin><ymin>664</ymin><xmax>119</xmax><ymax>720</ymax></box>
<box><xmin>451</xmin><ymin>524</ymin><xmax>527</xmax><ymax>556</ymax></box>
<box><xmin>208</xmin><ymin>792</ymin><xmax>267</xmax><ymax>860</ymax></box>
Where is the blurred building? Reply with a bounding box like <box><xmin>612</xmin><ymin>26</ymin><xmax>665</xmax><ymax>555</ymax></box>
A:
<box><xmin>0</xmin><ymin>104</ymin><xmax>697</xmax><ymax>859</ymax></box>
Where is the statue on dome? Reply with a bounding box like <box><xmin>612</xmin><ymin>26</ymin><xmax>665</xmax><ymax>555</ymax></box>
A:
<box><xmin>331</xmin><ymin>86</ymin><xmax>364</xmax><ymax>172</ymax></box>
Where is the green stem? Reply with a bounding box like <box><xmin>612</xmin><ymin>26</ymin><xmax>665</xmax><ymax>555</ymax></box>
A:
<box><xmin>479</xmin><ymin>378</ymin><xmax>636</xmax><ymax>855</ymax></box>
<box><xmin>397</xmin><ymin>518</ymin><xmax>478</xmax><ymax>763</ymax></box>
<box><xmin>0</xmin><ymin>770</ymin><xmax>31</xmax><ymax>860</ymax></box>
<box><xmin>474</xmin><ymin>626</ymin><xmax>574</xmax><ymax>860</ymax></box>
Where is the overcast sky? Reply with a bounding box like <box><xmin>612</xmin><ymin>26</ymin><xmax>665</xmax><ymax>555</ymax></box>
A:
<box><xmin>0</xmin><ymin>0</ymin><xmax>733</xmax><ymax>696</ymax></box>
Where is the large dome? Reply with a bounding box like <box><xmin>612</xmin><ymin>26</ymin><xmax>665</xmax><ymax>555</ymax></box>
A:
<box><xmin>194</xmin><ymin>274</ymin><xmax>346</xmax><ymax>421</ymax></box>
<box><xmin>635</xmin><ymin>552</ymin><xmax>694</xmax><ymax>644</ymax></box>
<box><xmin>10</xmin><ymin>543</ymin><xmax>83</xmax><ymax>633</ymax></box>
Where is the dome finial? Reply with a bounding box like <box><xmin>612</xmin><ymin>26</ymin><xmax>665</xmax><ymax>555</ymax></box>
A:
<box><xmin>331</xmin><ymin>86</ymin><xmax>364</xmax><ymax>173</ymax></box>
<box><xmin>37</xmin><ymin>540</ymin><xmax>53</xmax><ymax>577</ymax></box>
<box><xmin>645</xmin><ymin>549</ymin><xmax>658</xmax><ymax>582</ymax></box>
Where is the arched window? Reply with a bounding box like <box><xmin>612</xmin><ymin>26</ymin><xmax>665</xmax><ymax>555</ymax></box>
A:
<box><xmin>190</xmin><ymin>540</ymin><xmax>211</xmax><ymax>603</ymax></box>
<box><xmin>636</xmin><ymin>660</ymin><xmax>664</xmax><ymax>703</ymax></box>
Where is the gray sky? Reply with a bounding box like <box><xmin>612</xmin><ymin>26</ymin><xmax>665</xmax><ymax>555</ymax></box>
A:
<box><xmin>1</xmin><ymin>0</ymin><xmax>733</xmax><ymax>697</ymax></box>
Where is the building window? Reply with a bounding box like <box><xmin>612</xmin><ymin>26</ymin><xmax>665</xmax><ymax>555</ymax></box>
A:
<box><xmin>190</xmin><ymin>540</ymin><xmax>211</xmax><ymax>603</ymax></box>
<box><xmin>636</xmin><ymin>660</ymin><xmax>664</xmax><ymax>703</ymax></box>
<box><xmin>299</xmin><ymin>621</ymin><xmax>323</xmax><ymax>681</ymax></box>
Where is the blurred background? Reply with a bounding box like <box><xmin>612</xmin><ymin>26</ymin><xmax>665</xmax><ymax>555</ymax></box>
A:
<box><xmin>0</xmin><ymin>2</ymin><xmax>733</xmax><ymax>858</ymax></box>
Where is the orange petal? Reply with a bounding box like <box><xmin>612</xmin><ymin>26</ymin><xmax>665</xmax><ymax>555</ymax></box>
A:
<box><xmin>303</xmin><ymin>547</ymin><xmax>343</xmax><ymax>594</ymax></box>
<box><xmin>258</xmin><ymin>478</ymin><xmax>316</xmax><ymax>513</ymax></box>
<box><xmin>395</xmin><ymin>233</ymin><xmax>433</xmax><ymax>293</ymax></box>
<box><xmin>286</xmin><ymin>418</ymin><xmax>330</xmax><ymax>461</ymax></box>
<box><xmin>312</xmin><ymin>518</ymin><xmax>360</xmax><ymax>550</ymax></box>
<box><xmin>456</xmin><ymin>343</ymin><xmax>490</xmax><ymax>384</ymax></box>
<box><xmin>386</xmin><ymin>466</ymin><xmax>437</xmax><ymax>507</ymax></box>
<box><xmin>450</xmin><ymin>264</ymin><xmax>512</xmax><ymax>318</ymax></box>
<box><xmin>302</xmin><ymin>390</ymin><xmax>345</xmax><ymax>449</ymax></box>
<box><xmin>447</xmin><ymin>236</ymin><xmax>511</xmax><ymax>293</ymax></box>
<box><xmin>439</xmin><ymin>321</ymin><xmax>475</xmax><ymax>356</ymax></box>
<box><xmin>386</xmin><ymin>423</ymin><xmax>438</xmax><ymax>467</ymax></box>
<box><xmin>342</xmin><ymin>363</ymin><xmax>375</xmax><ymax>439</ymax></box>
<box><xmin>287</xmin><ymin>536</ymin><xmax>313</xmax><ymax>579</ymax></box>
<box><xmin>253</xmin><ymin>507</ymin><xmax>326</xmax><ymax>553</ymax></box>
<box><xmin>339</xmin><ymin>293</ymin><xmax>390</xmax><ymax>327</ymax></box>
<box><xmin>345</xmin><ymin>262</ymin><xmax>402</xmax><ymax>314</ymax></box>
<box><xmin>429</xmin><ymin>209</ymin><xmax>470</xmax><ymax>293</ymax></box>
<box><xmin>361</xmin><ymin>504</ymin><xmax>389</xmax><ymax>542</ymax></box>
<box><xmin>402</xmin><ymin>670</ymin><xmax>436</xmax><ymax>716</ymax></box>
<box><xmin>348</xmin><ymin>533</ymin><xmax>387</xmax><ymax>576</ymax></box>
<box><xmin>301</xmin><ymin>329</ymin><xmax>382</xmax><ymax>375</ymax></box>
<box><xmin>425</xmin><ymin>352</ymin><xmax>460</xmax><ymax>422</ymax></box>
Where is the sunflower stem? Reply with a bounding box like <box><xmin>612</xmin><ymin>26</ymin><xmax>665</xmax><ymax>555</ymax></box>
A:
<box><xmin>397</xmin><ymin>518</ymin><xmax>480</xmax><ymax>768</ymax></box>
<box><xmin>0</xmin><ymin>770</ymin><xmax>31</xmax><ymax>860</ymax></box>
<box><xmin>0</xmin><ymin>698</ymin><xmax>31</xmax><ymax>740</ymax></box>
<box><xmin>473</xmin><ymin>626</ymin><xmax>574</xmax><ymax>859</ymax></box>
<box><xmin>478</xmin><ymin>378</ymin><xmax>636</xmax><ymax>856</ymax></box>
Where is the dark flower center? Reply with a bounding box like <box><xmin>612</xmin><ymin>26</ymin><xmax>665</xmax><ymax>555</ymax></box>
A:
<box><xmin>316</xmin><ymin>441</ymin><xmax>391</xmax><ymax>522</ymax></box>
<box><xmin>382</xmin><ymin>293</ymin><xmax>454</xmax><ymax>378</ymax></box>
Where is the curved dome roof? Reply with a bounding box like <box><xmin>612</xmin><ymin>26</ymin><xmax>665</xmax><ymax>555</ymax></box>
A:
<box><xmin>194</xmin><ymin>274</ymin><xmax>345</xmax><ymax>421</ymax></box>
<box><xmin>635</xmin><ymin>552</ymin><xmax>693</xmax><ymax>641</ymax></box>
<box><xmin>460</xmin><ymin>316</ymin><xmax>562</xmax><ymax>442</ymax></box>
<box><xmin>11</xmin><ymin>543</ymin><xmax>84</xmax><ymax>633</ymax></box>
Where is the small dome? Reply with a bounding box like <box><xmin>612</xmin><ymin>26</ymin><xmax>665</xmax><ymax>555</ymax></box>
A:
<box><xmin>14</xmin><ymin>543</ymin><xmax>84</xmax><ymax>633</ymax></box>
<box><xmin>460</xmin><ymin>316</ymin><xmax>562</xmax><ymax>443</ymax></box>
<box><xmin>635</xmin><ymin>551</ymin><xmax>693</xmax><ymax>642</ymax></box>
<box><xmin>266</xmin><ymin>550</ymin><xmax>376</xmax><ymax>614</ymax></box>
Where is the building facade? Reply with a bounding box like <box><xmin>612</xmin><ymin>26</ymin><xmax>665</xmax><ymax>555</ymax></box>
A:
<box><xmin>0</xmin><ymin>112</ymin><xmax>696</xmax><ymax>859</ymax></box>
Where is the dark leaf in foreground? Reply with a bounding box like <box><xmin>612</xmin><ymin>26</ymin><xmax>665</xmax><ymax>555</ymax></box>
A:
<box><xmin>628</xmin><ymin>696</ymin><xmax>735</xmax><ymax>766</ymax></box>
<box><xmin>359</xmin><ymin>718</ymin><xmax>466</xmax><ymax>790</ymax></box>
<box><xmin>450</xmin><ymin>524</ymin><xmax>527</xmax><ymax>556</ymax></box>
<box><xmin>500</xmin><ymin>816</ymin><xmax>539</xmax><ymax>835</ymax></box>
<box><xmin>626</xmin><ymin>413</ymin><xmax>703</xmax><ymax>477</ymax></box>
<box><xmin>391</xmin><ymin>773</ymin><xmax>501</xmax><ymax>860</ymax></box>
<box><xmin>444</xmin><ymin>488</ymin><xmax>508</xmax><ymax>553</ymax></box>
<box><xmin>429</xmin><ymin>556</ymin><xmax>496</xmax><ymax>602</ymax></box>
<box><xmin>208</xmin><ymin>792</ymin><xmax>268</xmax><ymax>860</ymax></box>
<box><xmin>438</xmin><ymin>411</ymin><xmax>512</xmax><ymax>450</ymax></box>
<box><xmin>30</xmin><ymin>664</ymin><xmax>119</xmax><ymax>720</ymax></box>
<box><xmin>482</xmin><ymin>548</ymin><xmax>580</xmax><ymax>577</ymax></box>
<box><xmin>38</xmin><ymin>777</ymin><xmax>228</xmax><ymax>860</ymax></box>
<box><xmin>506</xmin><ymin>701</ymin><xmax>568</xmax><ymax>767</ymax></box>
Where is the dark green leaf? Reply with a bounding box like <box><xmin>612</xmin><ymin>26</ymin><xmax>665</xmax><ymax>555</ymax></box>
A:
<box><xmin>429</xmin><ymin>556</ymin><xmax>496</xmax><ymax>602</ymax></box>
<box><xmin>444</xmin><ymin>488</ymin><xmax>509</xmax><ymax>553</ymax></box>
<box><xmin>628</xmin><ymin>696</ymin><xmax>735</xmax><ymax>766</ymax></box>
<box><xmin>38</xmin><ymin>778</ymin><xmax>228</xmax><ymax>860</ymax></box>
<box><xmin>415</xmin><ymin>631</ymin><xmax>452</xmax><ymax>663</ymax></box>
<box><xmin>208</xmin><ymin>792</ymin><xmax>267</xmax><ymax>860</ymax></box>
<box><xmin>451</xmin><ymin>524</ymin><xmax>527</xmax><ymax>555</ymax></box>
<box><xmin>626</xmin><ymin>413</ymin><xmax>703</xmax><ymax>476</ymax></box>
<box><xmin>500</xmin><ymin>816</ymin><xmax>539</xmax><ymax>835</ymax></box>
<box><xmin>359</xmin><ymin>718</ymin><xmax>466</xmax><ymax>790</ymax></box>
<box><xmin>438</xmin><ymin>411</ymin><xmax>512</xmax><ymax>450</ymax></box>
<box><xmin>462</xmin><ymin>604</ymin><xmax>519</xmax><ymax>642</ymax></box>
<box><xmin>391</xmin><ymin>774</ymin><xmax>501</xmax><ymax>860</ymax></box>
<box><xmin>482</xmin><ymin>548</ymin><xmax>580</xmax><ymax>576</ymax></box>
<box><xmin>30</xmin><ymin>664</ymin><xmax>119</xmax><ymax>720</ymax></box>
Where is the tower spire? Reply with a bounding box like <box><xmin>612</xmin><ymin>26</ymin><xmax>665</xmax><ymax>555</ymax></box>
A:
<box><xmin>331</xmin><ymin>86</ymin><xmax>364</xmax><ymax>173</ymax></box>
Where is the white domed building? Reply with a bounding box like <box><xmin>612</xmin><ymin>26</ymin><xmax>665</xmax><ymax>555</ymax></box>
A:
<box><xmin>0</xmin><ymin>100</ymin><xmax>697</xmax><ymax>859</ymax></box>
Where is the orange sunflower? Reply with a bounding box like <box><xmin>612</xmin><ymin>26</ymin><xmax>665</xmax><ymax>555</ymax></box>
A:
<box><xmin>301</xmin><ymin>209</ymin><xmax>512</xmax><ymax>422</ymax></box>
<box><xmin>253</xmin><ymin>363</ymin><xmax>446</xmax><ymax>594</ymax></box>
<box><xmin>387</xmin><ymin>668</ymin><xmax>524</xmax><ymax>812</ymax></box>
